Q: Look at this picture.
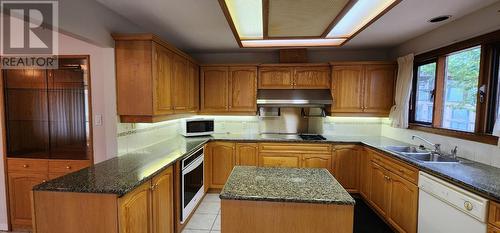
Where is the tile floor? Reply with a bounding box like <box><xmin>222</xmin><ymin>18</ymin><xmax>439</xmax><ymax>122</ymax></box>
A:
<box><xmin>182</xmin><ymin>193</ymin><xmax>221</xmax><ymax>233</ymax></box>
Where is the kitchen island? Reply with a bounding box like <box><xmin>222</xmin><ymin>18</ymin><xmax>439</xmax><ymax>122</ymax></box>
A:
<box><xmin>220</xmin><ymin>166</ymin><xmax>355</xmax><ymax>233</ymax></box>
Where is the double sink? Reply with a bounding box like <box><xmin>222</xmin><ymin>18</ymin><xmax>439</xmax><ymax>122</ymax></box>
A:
<box><xmin>385</xmin><ymin>146</ymin><xmax>461</xmax><ymax>163</ymax></box>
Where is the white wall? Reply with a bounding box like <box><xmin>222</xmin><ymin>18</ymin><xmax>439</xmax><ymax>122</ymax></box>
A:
<box><xmin>393</xmin><ymin>1</ymin><xmax>500</xmax><ymax>57</ymax></box>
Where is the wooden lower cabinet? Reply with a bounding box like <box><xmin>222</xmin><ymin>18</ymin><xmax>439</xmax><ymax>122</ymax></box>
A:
<box><xmin>7</xmin><ymin>158</ymin><xmax>90</xmax><ymax>230</ymax></box>
<box><xmin>489</xmin><ymin>225</ymin><xmax>500</xmax><ymax>233</ymax></box>
<box><xmin>387</xmin><ymin>172</ymin><xmax>418</xmax><ymax>233</ymax></box>
<box><xmin>359</xmin><ymin>149</ymin><xmax>372</xmax><ymax>200</ymax></box>
<box><xmin>235</xmin><ymin>143</ymin><xmax>258</xmax><ymax>166</ymax></box>
<box><xmin>32</xmin><ymin>166</ymin><xmax>174</xmax><ymax>233</ymax></box>
<box><xmin>332</xmin><ymin>145</ymin><xmax>360</xmax><ymax>192</ymax></box>
<box><xmin>207</xmin><ymin>142</ymin><xmax>235</xmax><ymax>189</ymax></box>
<box><xmin>302</xmin><ymin>154</ymin><xmax>332</xmax><ymax>172</ymax></box>
<box><xmin>8</xmin><ymin>172</ymin><xmax>47</xmax><ymax>229</ymax></box>
<box><xmin>119</xmin><ymin>182</ymin><xmax>152</xmax><ymax>233</ymax></box>
<box><xmin>259</xmin><ymin>153</ymin><xmax>301</xmax><ymax>168</ymax></box>
<box><xmin>369</xmin><ymin>160</ymin><xmax>418</xmax><ymax>233</ymax></box>
<box><xmin>490</xmin><ymin>201</ymin><xmax>500</xmax><ymax>229</ymax></box>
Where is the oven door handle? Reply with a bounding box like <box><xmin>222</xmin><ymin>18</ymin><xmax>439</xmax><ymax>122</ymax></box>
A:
<box><xmin>182</xmin><ymin>155</ymin><xmax>203</xmax><ymax>175</ymax></box>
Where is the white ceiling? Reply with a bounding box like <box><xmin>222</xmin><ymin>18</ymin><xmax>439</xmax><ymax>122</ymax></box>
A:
<box><xmin>96</xmin><ymin>0</ymin><xmax>500</xmax><ymax>53</ymax></box>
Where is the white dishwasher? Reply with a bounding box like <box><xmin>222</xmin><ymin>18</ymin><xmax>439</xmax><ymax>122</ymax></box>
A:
<box><xmin>418</xmin><ymin>172</ymin><xmax>488</xmax><ymax>233</ymax></box>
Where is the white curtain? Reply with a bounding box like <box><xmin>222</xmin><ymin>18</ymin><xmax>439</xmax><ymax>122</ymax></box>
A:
<box><xmin>494</xmin><ymin>116</ymin><xmax>500</xmax><ymax>146</ymax></box>
<box><xmin>389</xmin><ymin>54</ymin><xmax>414</xmax><ymax>128</ymax></box>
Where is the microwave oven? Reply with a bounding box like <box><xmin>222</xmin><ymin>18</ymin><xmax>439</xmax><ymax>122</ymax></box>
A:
<box><xmin>181</xmin><ymin>118</ymin><xmax>214</xmax><ymax>137</ymax></box>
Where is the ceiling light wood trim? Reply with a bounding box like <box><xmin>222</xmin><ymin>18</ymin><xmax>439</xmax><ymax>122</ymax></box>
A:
<box><xmin>339</xmin><ymin>0</ymin><xmax>402</xmax><ymax>46</ymax></box>
<box><xmin>321</xmin><ymin>0</ymin><xmax>358</xmax><ymax>38</ymax></box>
<box><xmin>263</xmin><ymin>0</ymin><xmax>269</xmax><ymax>39</ymax></box>
<box><xmin>217</xmin><ymin>0</ymin><xmax>244</xmax><ymax>48</ymax></box>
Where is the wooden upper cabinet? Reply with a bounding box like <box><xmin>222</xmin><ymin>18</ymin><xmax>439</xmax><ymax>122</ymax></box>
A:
<box><xmin>118</xmin><ymin>181</ymin><xmax>152</xmax><ymax>233</ymax></box>
<box><xmin>236</xmin><ymin>143</ymin><xmax>258</xmax><ymax>166</ymax></box>
<box><xmin>229</xmin><ymin>67</ymin><xmax>257</xmax><ymax>112</ymax></box>
<box><xmin>330</xmin><ymin>62</ymin><xmax>396</xmax><ymax>116</ymax></box>
<box><xmin>293</xmin><ymin>66</ymin><xmax>330</xmax><ymax>89</ymax></box>
<box><xmin>331</xmin><ymin>65</ymin><xmax>364</xmax><ymax>113</ymax></box>
<box><xmin>113</xmin><ymin>34</ymin><xmax>198</xmax><ymax>123</ymax></box>
<box><xmin>201</xmin><ymin>67</ymin><xmax>229</xmax><ymax>112</ymax></box>
<box><xmin>332</xmin><ymin>145</ymin><xmax>360</xmax><ymax>192</ymax></box>
<box><xmin>153</xmin><ymin>44</ymin><xmax>175</xmax><ymax>116</ymax></box>
<box><xmin>363</xmin><ymin>64</ymin><xmax>396</xmax><ymax>115</ymax></box>
<box><xmin>172</xmin><ymin>54</ymin><xmax>189</xmax><ymax>112</ymax></box>
<box><xmin>258</xmin><ymin>67</ymin><xmax>293</xmax><ymax>89</ymax></box>
<box><xmin>188</xmin><ymin>62</ymin><xmax>200</xmax><ymax>112</ymax></box>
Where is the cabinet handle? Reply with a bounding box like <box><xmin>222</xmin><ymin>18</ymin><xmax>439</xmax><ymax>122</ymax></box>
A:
<box><xmin>398</xmin><ymin>169</ymin><xmax>404</xmax><ymax>173</ymax></box>
<box><xmin>464</xmin><ymin>201</ymin><xmax>473</xmax><ymax>211</ymax></box>
<box><xmin>42</xmin><ymin>180</ymin><xmax>47</xmax><ymax>183</ymax></box>
<box><xmin>23</xmin><ymin>164</ymin><xmax>29</xmax><ymax>168</ymax></box>
<box><xmin>66</xmin><ymin>166</ymin><xmax>72</xmax><ymax>170</ymax></box>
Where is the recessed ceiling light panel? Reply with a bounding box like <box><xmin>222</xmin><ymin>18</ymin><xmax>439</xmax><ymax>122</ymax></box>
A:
<box><xmin>241</xmin><ymin>38</ymin><xmax>346</xmax><ymax>48</ymax></box>
<box><xmin>224</xmin><ymin>0</ymin><xmax>263</xmax><ymax>40</ymax></box>
<box><xmin>326</xmin><ymin>0</ymin><xmax>398</xmax><ymax>38</ymax></box>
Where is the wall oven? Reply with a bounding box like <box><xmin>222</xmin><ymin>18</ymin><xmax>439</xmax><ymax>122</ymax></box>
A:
<box><xmin>181</xmin><ymin>118</ymin><xmax>214</xmax><ymax>137</ymax></box>
<box><xmin>180</xmin><ymin>147</ymin><xmax>205</xmax><ymax>223</ymax></box>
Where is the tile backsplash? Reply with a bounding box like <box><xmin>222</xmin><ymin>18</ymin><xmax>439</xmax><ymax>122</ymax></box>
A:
<box><xmin>116</xmin><ymin>116</ymin><xmax>500</xmax><ymax>169</ymax></box>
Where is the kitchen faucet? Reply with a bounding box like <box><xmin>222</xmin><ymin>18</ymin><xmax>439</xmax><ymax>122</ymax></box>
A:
<box><xmin>412</xmin><ymin>135</ymin><xmax>441</xmax><ymax>154</ymax></box>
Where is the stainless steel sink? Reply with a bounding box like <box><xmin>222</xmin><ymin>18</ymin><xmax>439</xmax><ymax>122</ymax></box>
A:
<box><xmin>384</xmin><ymin>146</ymin><xmax>460</xmax><ymax>163</ymax></box>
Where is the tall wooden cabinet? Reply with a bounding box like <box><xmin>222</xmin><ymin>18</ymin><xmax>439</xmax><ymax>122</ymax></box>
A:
<box><xmin>114</xmin><ymin>34</ymin><xmax>199</xmax><ymax>123</ymax></box>
<box><xmin>330</xmin><ymin>62</ymin><xmax>396</xmax><ymax>116</ymax></box>
<box><xmin>258</xmin><ymin>64</ymin><xmax>330</xmax><ymax>89</ymax></box>
<box><xmin>200</xmin><ymin>65</ymin><xmax>257</xmax><ymax>114</ymax></box>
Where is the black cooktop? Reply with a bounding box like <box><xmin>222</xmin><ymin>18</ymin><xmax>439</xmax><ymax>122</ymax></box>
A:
<box><xmin>299</xmin><ymin>134</ymin><xmax>326</xmax><ymax>141</ymax></box>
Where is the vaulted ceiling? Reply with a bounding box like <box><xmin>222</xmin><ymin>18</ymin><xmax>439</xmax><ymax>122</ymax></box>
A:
<box><xmin>96</xmin><ymin>0</ymin><xmax>499</xmax><ymax>52</ymax></box>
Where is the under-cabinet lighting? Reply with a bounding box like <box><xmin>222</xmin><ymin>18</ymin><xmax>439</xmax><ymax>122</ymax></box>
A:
<box><xmin>326</xmin><ymin>0</ymin><xmax>397</xmax><ymax>38</ymax></box>
<box><xmin>224</xmin><ymin>0</ymin><xmax>263</xmax><ymax>40</ymax></box>
<box><xmin>241</xmin><ymin>38</ymin><xmax>346</xmax><ymax>48</ymax></box>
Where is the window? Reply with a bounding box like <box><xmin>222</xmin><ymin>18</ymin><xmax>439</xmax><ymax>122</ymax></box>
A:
<box><xmin>441</xmin><ymin>47</ymin><xmax>481</xmax><ymax>132</ymax></box>
<box><xmin>414</xmin><ymin>62</ymin><xmax>436</xmax><ymax>123</ymax></box>
<box><xmin>410</xmin><ymin>30</ymin><xmax>500</xmax><ymax>145</ymax></box>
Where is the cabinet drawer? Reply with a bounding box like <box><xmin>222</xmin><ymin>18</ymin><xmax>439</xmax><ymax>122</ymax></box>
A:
<box><xmin>260</xmin><ymin>154</ymin><xmax>300</xmax><ymax>168</ymax></box>
<box><xmin>49</xmin><ymin>160</ymin><xmax>91</xmax><ymax>174</ymax></box>
<box><xmin>7</xmin><ymin>158</ymin><xmax>48</xmax><ymax>173</ymax></box>
<box><xmin>490</xmin><ymin>201</ymin><xmax>500</xmax><ymax>228</ymax></box>
<box><xmin>259</xmin><ymin>143</ymin><xmax>331</xmax><ymax>154</ymax></box>
<box><xmin>372</xmin><ymin>152</ymin><xmax>418</xmax><ymax>184</ymax></box>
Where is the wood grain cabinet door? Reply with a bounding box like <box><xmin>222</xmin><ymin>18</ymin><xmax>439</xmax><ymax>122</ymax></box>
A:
<box><xmin>259</xmin><ymin>153</ymin><xmax>300</xmax><ymax>168</ymax></box>
<box><xmin>489</xmin><ymin>202</ymin><xmax>500</xmax><ymax>229</ymax></box>
<box><xmin>209</xmin><ymin>142</ymin><xmax>235</xmax><ymax>188</ymax></box>
<box><xmin>301</xmin><ymin>154</ymin><xmax>332</xmax><ymax>172</ymax></box>
<box><xmin>236</xmin><ymin>143</ymin><xmax>258</xmax><ymax>166</ymax></box>
<box><xmin>229</xmin><ymin>67</ymin><xmax>257</xmax><ymax>112</ymax></box>
<box><xmin>359</xmin><ymin>149</ymin><xmax>372</xmax><ymax>200</ymax></box>
<box><xmin>258</xmin><ymin>67</ymin><xmax>293</xmax><ymax>89</ymax></box>
<box><xmin>489</xmin><ymin>225</ymin><xmax>500</xmax><ymax>233</ymax></box>
<box><xmin>152</xmin><ymin>167</ymin><xmax>174</xmax><ymax>233</ymax></box>
<box><xmin>369</xmin><ymin>162</ymin><xmax>390</xmax><ymax>217</ymax></box>
<box><xmin>172</xmin><ymin>54</ymin><xmax>189</xmax><ymax>112</ymax></box>
<box><xmin>188</xmin><ymin>63</ymin><xmax>199</xmax><ymax>112</ymax></box>
<box><xmin>332</xmin><ymin>145</ymin><xmax>360</xmax><ymax>192</ymax></box>
<box><xmin>119</xmin><ymin>181</ymin><xmax>152</xmax><ymax>233</ymax></box>
<box><xmin>387</xmin><ymin>173</ymin><xmax>418</xmax><ymax>233</ymax></box>
<box><xmin>293</xmin><ymin>66</ymin><xmax>330</xmax><ymax>89</ymax></box>
<box><xmin>8</xmin><ymin>172</ymin><xmax>48</xmax><ymax>228</ymax></box>
<box><xmin>331</xmin><ymin>65</ymin><xmax>364</xmax><ymax>113</ymax></box>
<box><xmin>153</xmin><ymin>44</ymin><xmax>174</xmax><ymax>115</ymax></box>
<box><xmin>201</xmin><ymin>67</ymin><xmax>229</xmax><ymax>112</ymax></box>
<box><xmin>363</xmin><ymin>64</ymin><xmax>396</xmax><ymax>115</ymax></box>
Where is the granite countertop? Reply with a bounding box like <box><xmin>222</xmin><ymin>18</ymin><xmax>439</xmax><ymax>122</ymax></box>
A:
<box><xmin>33</xmin><ymin>133</ymin><xmax>500</xmax><ymax>203</ymax></box>
<box><xmin>220</xmin><ymin>166</ymin><xmax>355</xmax><ymax>205</ymax></box>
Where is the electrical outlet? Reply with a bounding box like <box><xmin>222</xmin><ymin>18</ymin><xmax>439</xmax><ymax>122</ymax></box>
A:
<box><xmin>95</xmin><ymin>114</ymin><xmax>103</xmax><ymax>126</ymax></box>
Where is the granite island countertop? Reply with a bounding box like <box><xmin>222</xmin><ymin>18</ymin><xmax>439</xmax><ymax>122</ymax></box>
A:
<box><xmin>34</xmin><ymin>133</ymin><xmax>500</xmax><ymax>203</ymax></box>
<box><xmin>220</xmin><ymin>166</ymin><xmax>355</xmax><ymax>205</ymax></box>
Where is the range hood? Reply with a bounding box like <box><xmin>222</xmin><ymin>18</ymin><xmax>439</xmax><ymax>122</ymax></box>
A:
<box><xmin>257</xmin><ymin>89</ymin><xmax>333</xmax><ymax>107</ymax></box>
